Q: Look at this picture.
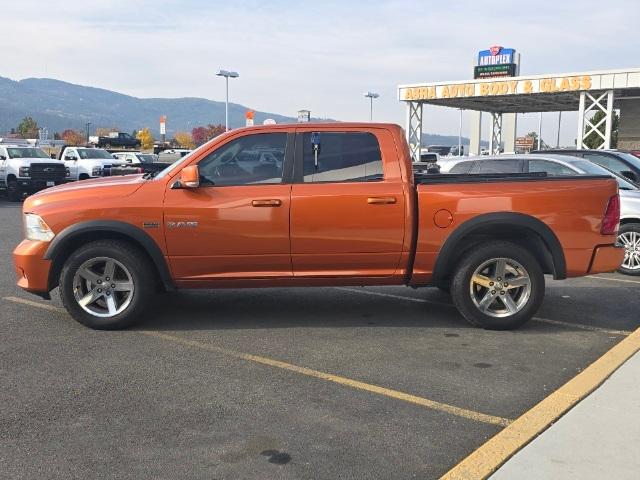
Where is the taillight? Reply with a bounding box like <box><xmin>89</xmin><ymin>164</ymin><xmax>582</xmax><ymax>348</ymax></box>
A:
<box><xmin>601</xmin><ymin>194</ymin><xmax>620</xmax><ymax>235</ymax></box>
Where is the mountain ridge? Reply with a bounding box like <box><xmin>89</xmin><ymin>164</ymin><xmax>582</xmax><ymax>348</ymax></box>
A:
<box><xmin>0</xmin><ymin>76</ymin><xmax>306</xmax><ymax>136</ymax></box>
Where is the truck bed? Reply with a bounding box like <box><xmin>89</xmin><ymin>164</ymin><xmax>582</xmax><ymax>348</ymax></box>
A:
<box><xmin>410</xmin><ymin>173</ymin><xmax>619</xmax><ymax>285</ymax></box>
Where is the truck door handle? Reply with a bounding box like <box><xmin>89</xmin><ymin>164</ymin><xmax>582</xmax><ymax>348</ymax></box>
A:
<box><xmin>251</xmin><ymin>199</ymin><xmax>282</xmax><ymax>207</ymax></box>
<box><xmin>367</xmin><ymin>196</ymin><xmax>397</xmax><ymax>205</ymax></box>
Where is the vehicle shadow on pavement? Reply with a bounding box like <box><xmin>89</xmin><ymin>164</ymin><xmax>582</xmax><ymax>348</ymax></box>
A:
<box><xmin>133</xmin><ymin>287</ymin><xmax>476</xmax><ymax>332</ymax></box>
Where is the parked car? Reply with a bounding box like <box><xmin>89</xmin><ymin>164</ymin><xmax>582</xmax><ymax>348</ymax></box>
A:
<box><xmin>441</xmin><ymin>154</ymin><xmax>640</xmax><ymax>275</ymax></box>
<box><xmin>0</xmin><ymin>145</ymin><xmax>67</xmax><ymax>201</ymax></box>
<box><xmin>112</xmin><ymin>152</ymin><xmax>169</xmax><ymax>174</ymax></box>
<box><xmin>14</xmin><ymin>123</ymin><xmax>622</xmax><ymax>331</ymax></box>
<box><xmin>89</xmin><ymin>132</ymin><xmax>141</xmax><ymax>149</ymax></box>
<box><xmin>58</xmin><ymin>146</ymin><xmax>131</xmax><ymax>181</ymax></box>
<box><xmin>534</xmin><ymin>149</ymin><xmax>640</xmax><ymax>184</ymax></box>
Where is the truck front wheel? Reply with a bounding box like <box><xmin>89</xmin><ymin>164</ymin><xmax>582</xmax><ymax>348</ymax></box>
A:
<box><xmin>7</xmin><ymin>178</ymin><xmax>20</xmax><ymax>201</ymax></box>
<box><xmin>450</xmin><ymin>241</ymin><xmax>544</xmax><ymax>330</ymax></box>
<box><xmin>59</xmin><ymin>240</ymin><xmax>154</xmax><ymax>330</ymax></box>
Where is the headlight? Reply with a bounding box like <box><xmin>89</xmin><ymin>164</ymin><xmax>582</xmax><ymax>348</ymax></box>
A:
<box><xmin>92</xmin><ymin>166</ymin><xmax>102</xmax><ymax>176</ymax></box>
<box><xmin>19</xmin><ymin>166</ymin><xmax>30</xmax><ymax>177</ymax></box>
<box><xmin>24</xmin><ymin>213</ymin><xmax>55</xmax><ymax>242</ymax></box>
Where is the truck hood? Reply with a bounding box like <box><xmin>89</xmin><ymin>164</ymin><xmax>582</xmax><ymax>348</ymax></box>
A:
<box><xmin>7</xmin><ymin>158</ymin><xmax>64</xmax><ymax>165</ymax></box>
<box><xmin>24</xmin><ymin>174</ymin><xmax>146</xmax><ymax>211</ymax></box>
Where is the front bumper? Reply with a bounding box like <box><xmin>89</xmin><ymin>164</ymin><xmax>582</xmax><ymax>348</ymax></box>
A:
<box><xmin>13</xmin><ymin>239</ymin><xmax>52</xmax><ymax>295</ymax></box>
<box><xmin>16</xmin><ymin>178</ymin><xmax>67</xmax><ymax>193</ymax></box>
<box><xmin>588</xmin><ymin>244</ymin><xmax>625</xmax><ymax>274</ymax></box>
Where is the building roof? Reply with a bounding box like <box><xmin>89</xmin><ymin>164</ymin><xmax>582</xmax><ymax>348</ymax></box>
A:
<box><xmin>398</xmin><ymin>68</ymin><xmax>640</xmax><ymax>113</ymax></box>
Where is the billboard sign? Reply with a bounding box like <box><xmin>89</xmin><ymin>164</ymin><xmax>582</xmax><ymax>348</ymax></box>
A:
<box><xmin>477</xmin><ymin>46</ymin><xmax>516</xmax><ymax>66</ymax></box>
<box><xmin>474</xmin><ymin>64</ymin><xmax>517</xmax><ymax>79</ymax></box>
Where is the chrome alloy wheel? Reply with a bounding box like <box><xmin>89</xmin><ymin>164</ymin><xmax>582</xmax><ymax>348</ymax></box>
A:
<box><xmin>469</xmin><ymin>258</ymin><xmax>531</xmax><ymax>318</ymax></box>
<box><xmin>619</xmin><ymin>231</ymin><xmax>640</xmax><ymax>271</ymax></box>
<box><xmin>72</xmin><ymin>257</ymin><xmax>135</xmax><ymax>318</ymax></box>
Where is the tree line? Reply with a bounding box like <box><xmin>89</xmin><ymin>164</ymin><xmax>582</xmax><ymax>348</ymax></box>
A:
<box><xmin>9</xmin><ymin>117</ymin><xmax>228</xmax><ymax>150</ymax></box>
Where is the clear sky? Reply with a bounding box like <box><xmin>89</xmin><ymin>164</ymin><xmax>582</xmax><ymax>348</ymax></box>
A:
<box><xmin>4</xmin><ymin>0</ymin><xmax>639</xmax><ymax>144</ymax></box>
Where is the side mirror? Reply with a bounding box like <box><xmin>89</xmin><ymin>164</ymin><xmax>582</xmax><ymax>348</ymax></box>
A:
<box><xmin>0</xmin><ymin>155</ymin><xmax>6</xmax><ymax>160</ymax></box>
<box><xmin>173</xmin><ymin>165</ymin><xmax>200</xmax><ymax>189</ymax></box>
<box><xmin>620</xmin><ymin>170</ymin><xmax>638</xmax><ymax>182</ymax></box>
<box><xmin>64</xmin><ymin>155</ymin><xmax>77</xmax><ymax>161</ymax></box>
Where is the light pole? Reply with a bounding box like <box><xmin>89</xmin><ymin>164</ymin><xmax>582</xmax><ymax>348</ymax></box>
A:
<box><xmin>85</xmin><ymin>122</ymin><xmax>91</xmax><ymax>145</ymax></box>
<box><xmin>364</xmin><ymin>92</ymin><xmax>379</xmax><ymax>121</ymax></box>
<box><xmin>216</xmin><ymin>70</ymin><xmax>239</xmax><ymax>131</ymax></box>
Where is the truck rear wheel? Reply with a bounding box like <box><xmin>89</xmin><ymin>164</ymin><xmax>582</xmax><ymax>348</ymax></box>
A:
<box><xmin>59</xmin><ymin>240</ymin><xmax>154</xmax><ymax>330</ymax></box>
<box><xmin>450</xmin><ymin>241</ymin><xmax>544</xmax><ymax>330</ymax></box>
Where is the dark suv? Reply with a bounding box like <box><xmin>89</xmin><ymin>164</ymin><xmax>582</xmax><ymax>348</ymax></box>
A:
<box><xmin>533</xmin><ymin>149</ymin><xmax>640</xmax><ymax>184</ymax></box>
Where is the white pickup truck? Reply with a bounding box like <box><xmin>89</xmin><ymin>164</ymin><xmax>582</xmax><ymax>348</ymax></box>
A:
<box><xmin>0</xmin><ymin>145</ymin><xmax>67</xmax><ymax>201</ymax></box>
<box><xmin>58</xmin><ymin>146</ymin><xmax>129</xmax><ymax>181</ymax></box>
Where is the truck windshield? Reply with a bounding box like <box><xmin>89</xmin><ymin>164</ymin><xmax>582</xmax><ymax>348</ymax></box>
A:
<box><xmin>570</xmin><ymin>159</ymin><xmax>638</xmax><ymax>190</ymax></box>
<box><xmin>7</xmin><ymin>148</ymin><xmax>50</xmax><ymax>159</ymax></box>
<box><xmin>78</xmin><ymin>149</ymin><xmax>115</xmax><ymax>160</ymax></box>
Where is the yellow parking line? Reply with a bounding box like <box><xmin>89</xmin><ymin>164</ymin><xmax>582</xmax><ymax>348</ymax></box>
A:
<box><xmin>532</xmin><ymin>317</ymin><xmax>632</xmax><ymax>336</ymax></box>
<box><xmin>440</xmin><ymin>326</ymin><xmax>640</xmax><ymax>480</ymax></box>
<box><xmin>140</xmin><ymin>331</ymin><xmax>512</xmax><ymax>427</ymax></box>
<box><xmin>337</xmin><ymin>288</ymin><xmax>631</xmax><ymax>335</ymax></box>
<box><xmin>2</xmin><ymin>295</ymin><xmax>511</xmax><ymax>428</ymax></box>
<box><xmin>4</xmin><ymin>296</ymin><xmax>66</xmax><ymax>313</ymax></box>
<box><xmin>587</xmin><ymin>275</ymin><xmax>640</xmax><ymax>285</ymax></box>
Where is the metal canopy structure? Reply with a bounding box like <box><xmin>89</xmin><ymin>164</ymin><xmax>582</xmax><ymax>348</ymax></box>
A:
<box><xmin>398</xmin><ymin>68</ymin><xmax>640</xmax><ymax>160</ymax></box>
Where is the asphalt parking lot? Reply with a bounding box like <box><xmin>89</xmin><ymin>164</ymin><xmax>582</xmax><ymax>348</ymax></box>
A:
<box><xmin>1</xmin><ymin>198</ymin><xmax>639</xmax><ymax>479</ymax></box>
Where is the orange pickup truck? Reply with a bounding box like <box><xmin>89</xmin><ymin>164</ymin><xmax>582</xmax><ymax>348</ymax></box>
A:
<box><xmin>14</xmin><ymin>123</ymin><xmax>624</xmax><ymax>330</ymax></box>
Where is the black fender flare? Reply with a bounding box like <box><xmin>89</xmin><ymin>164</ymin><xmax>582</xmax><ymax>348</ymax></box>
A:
<box><xmin>44</xmin><ymin>220</ymin><xmax>174</xmax><ymax>291</ymax></box>
<box><xmin>431</xmin><ymin>212</ymin><xmax>566</xmax><ymax>285</ymax></box>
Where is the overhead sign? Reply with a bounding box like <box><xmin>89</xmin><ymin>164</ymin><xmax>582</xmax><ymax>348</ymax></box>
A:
<box><xmin>400</xmin><ymin>75</ymin><xmax>593</xmax><ymax>101</ymax></box>
<box><xmin>159</xmin><ymin>115</ymin><xmax>166</xmax><ymax>135</ymax></box>
<box><xmin>474</xmin><ymin>64</ymin><xmax>517</xmax><ymax>79</ymax></box>
<box><xmin>477</xmin><ymin>46</ymin><xmax>515</xmax><ymax>66</ymax></box>
<box><xmin>245</xmin><ymin>110</ymin><xmax>254</xmax><ymax>127</ymax></box>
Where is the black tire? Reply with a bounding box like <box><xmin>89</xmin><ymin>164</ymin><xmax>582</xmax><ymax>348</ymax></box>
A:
<box><xmin>7</xmin><ymin>178</ymin><xmax>21</xmax><ymax>201</ymax></box>
<box><xmin>79</xmin><ymin>173</ymin><xmax>90</xmax><ymax>181</ymax></box>
<box><xmin>59</xmin><ymin>240</ymin><xmax>154</xmax><ymax>330</ymax></box>
<box><xmin>450</xmin><ymin>241</ymin><xmax>545</xmax><ymax>330</ymax></box>
<box><xmin>617</xmin><ymin>224</ymin><xmax>640</xmax><ymax>276</ymax></box>
<box><xmin>105</xmin><ymin>143</ymin><xmax>112</xmax><ymax>149</ymax></box>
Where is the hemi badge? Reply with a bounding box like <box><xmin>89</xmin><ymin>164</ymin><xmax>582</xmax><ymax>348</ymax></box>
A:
<box><xmin>143</xmin><ymin>222</ymin><xmax>160</xmax><ymax>228</ymax></box>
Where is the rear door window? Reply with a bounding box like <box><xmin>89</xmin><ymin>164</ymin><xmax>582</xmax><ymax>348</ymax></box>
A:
<box><xmin>528</xmin><ymin>159</ymin><xmax>576</xmax><ymax>176</ymax></box>
<box><xmin>470</xmin><ymin>159</ymin><xmax>523</xmax><ymax>174</ymax></box>
<box><xmin>300</xmin><ymin>132</ymin><xmax>383</xmax><ymax>182</ymax></box>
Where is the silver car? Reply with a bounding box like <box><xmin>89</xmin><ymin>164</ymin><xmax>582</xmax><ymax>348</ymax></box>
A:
<box><xmin>439</xmin><ymin>154</ymin><xmax>640</xmax><ymax>275</ymax></box>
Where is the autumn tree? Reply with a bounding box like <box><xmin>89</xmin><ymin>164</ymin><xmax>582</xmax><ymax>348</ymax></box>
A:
<box><xmin>136</xmin><ymin>128</ymin><xmax>155</xmax><ymax>150</ymax></box>
<box><xmin>61</xmin><ymin>129</ymin><xmax>86</xmax><ymax>146</ymax></box>
<box><xmin>191</xmin><ymin>124</ymin><xmax>226</xmax><ymax>146</ymax></box>
<box><xmin>174</xmin><ymin>132</ymin><xmax>195</xmax><ymax>149</ymax></box>
<box><xmin>17</xmin><ymin>117</ymin><xmax>39</xmax><ymax>138</ymax></box>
